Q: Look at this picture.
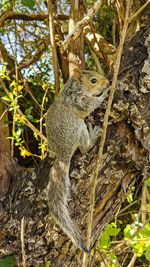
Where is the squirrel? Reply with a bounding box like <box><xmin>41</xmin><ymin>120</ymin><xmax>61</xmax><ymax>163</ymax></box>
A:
<box><xmin>46</xmin><ymin>68</ymin><xmax>109</xmax><ymax>253</ymax></box>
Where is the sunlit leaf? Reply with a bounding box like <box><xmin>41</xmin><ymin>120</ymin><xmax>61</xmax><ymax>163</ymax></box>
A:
<box><xmin>107</xmin><ymin>227</ymin><xmax>120</xmax><ymax>237</ymax></box>
<box><xmin>100</xmin><ymin>232</ymin><xmax>110</xmax><ymax>248</ymax></box>
<box><xmin>21</xmin><ymin>0</ymin><xmax>35</xmax><ymax>9</ymax></box>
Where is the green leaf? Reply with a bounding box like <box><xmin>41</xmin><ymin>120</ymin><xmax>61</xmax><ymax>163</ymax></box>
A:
<box><xmin>0</xmin><ymin>255</ymin><xmax>16</xmax><ymax>267</ymax></box>
<box><xmin>107</xmin><ymin>9</ymin><xmax>115</xmax><ymax>17</ymax></box>
<box><xmin>1</xmin><ymin>0</ymin><xmax>10</xmax><ymax>9</ymax></box>
<box><xmin>124</xmin><ymin>224</ymin><xmax>133</xmax><ymax>239</ymax></box>
<box><xmin>142</xmin><ymin>223</ymin><xmax>150</xmax><ymax>236</ymax></box>
<box><xmin>145</xmin><ymin>246</ymin><xmax>150</xmax><ymax>261</ymax></box>
<box><xmin>1</xmin><ymin>66</ymin><xmax>7</xmax><ymax>74</ymax></box>
<box><xmin>107</xmin><ymin>227</ymin><xmax>120</xmax><ymax>236</ymax></box>
<box><xmin>132</xmin><ymin>242</ymin><xmax>145</xmax><ymax>257</ymax></box>
<box><xmin>145</xmin><ymin>177</ymin><xmax>150</xmax><ymax>187</ymax></box>
<box><xmin>127</xmin><ymin>192</ymin><xmax>133</xmax><ymax>203</ymax></box>
<box><xmin>2</xmin><ymin>96</ymin><xmax>11</xmax><ymax>103</ymax></box>
<box><xmin>21</xmin><ymin>0</ymin><xmax>35</xmax><ymax>9</ymax></box>
<box><xmin>100</xmin><ymin>232</ymin><xmax>110</xmax><ymax>249</ymax></box>
<box><xmin>8</xmin><ymin>92</ymin><xmax>14</xmax><ymax>101</ymax></box>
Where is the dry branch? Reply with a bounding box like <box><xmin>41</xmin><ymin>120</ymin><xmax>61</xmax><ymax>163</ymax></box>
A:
<box><xmin>47</xmin><ymin>0</ymin><xmax>60</xmax><ymax>95</ymax></box>
<box><xmin>61</xmin><ymin>0</ymin><xmax>104</xmax><ymax>53</ymax></box>
<box><xmin>129</xmin><ymin>0</ymin><xmax>150</xmax><ymax>22</ymax></box>
<box><xmin>84</xmin><ymin>25</ymin><xmax>116</xmax><ymax>70</ymax></box>
<box><xmin>0</xmin><ymin>40</ymin><xmax>15</xmax><ymax>70</ymax></box>
<box><xmin>82</xmin><ymin>1</ymin><xmax>132</xmax><ymax>265</ymax></box>
<box><xmin>0</xmin><ymin>10</ymin><xmax>68</xmax><ymax>27</ymax></box>
<box><xmin>0</xmin><ymin>11</ymin><xmax>47</xmax><ymax>27</ymax></box>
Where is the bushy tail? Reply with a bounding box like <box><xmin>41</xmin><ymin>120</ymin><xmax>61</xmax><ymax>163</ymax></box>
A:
<box><xmin>46</xmin><ymin>157</ymin><xmax>90</xmax><ymax>254</ymax></box>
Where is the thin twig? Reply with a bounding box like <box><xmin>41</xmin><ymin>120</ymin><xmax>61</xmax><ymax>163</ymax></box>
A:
<box><xmin>129</xmin><ymin>0</ymin><xmax>150</xmax><ymax>23</ymax></box>
<box><xmin>127</xmin><ymin>254</ymin><xmax>137</xmax><ymax>267</ymax></box>
<box><xmin>82</xmin><ymin>1</ymin><xmax>132</xmax><ymax>266</ymax></box>
<box><xmin>116</xmin><ymin>200</ymin><xmax>137</xmax><ymax>216</ymax></box>
<box><xmin>21</xmin><ymin>217</ymin><xmax>26</xmax><ymax>267</ymax></box>
<box><xmin>0</xmin><ymin>107</ymin><xmax>8</xmax><ymax>121</ymax></box>
<box><xmin>18</xmin><ymin>109</ymin><xmax>47</xmax><ymax>142</ymax></box>
<box><xmin>47</xmin><ymin>0</ymin><xmax>60</xmax><ymax>96</ymax></box>
<box><xmin>140</xmin><ymin>182</ymin><xmax>147</xmax><ymax>224</ymax></box>
<box><xmin>11</xmin><ymin>17</ymin><xmax>18</xmax><ymax>158</ymax></box>
<box><xmin>91</xmin><ymin>50</ymin><xmax>104</xmax><ymax>75</ymax></box>
<box><xmin>40</xmin><ymin>85</ymin><xmax>49</xmax><ymax>158</ymax></box>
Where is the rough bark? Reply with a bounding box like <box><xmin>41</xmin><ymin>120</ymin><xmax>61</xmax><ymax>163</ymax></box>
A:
<box><xmin>68</xmin><ymin>0</ymin><xmax>85</xmax><ymax>74</ymax></box>
<box><xmin>0</xmin><ymin>26</ymin><xmax>150</xmax><ymax>266</ymax></box>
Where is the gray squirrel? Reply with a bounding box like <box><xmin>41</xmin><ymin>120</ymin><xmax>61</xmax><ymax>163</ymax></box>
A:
<box><xmin>46</xmin><ymin>68</ymin><xmax>109</xmax><ymax>253</ymax></box>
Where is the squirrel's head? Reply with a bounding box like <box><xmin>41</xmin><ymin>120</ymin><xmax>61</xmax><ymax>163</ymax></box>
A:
<box><xmin>71</xmin><ymin>68</ymin><xmax>109</xmax><ymax>98</ymax></box>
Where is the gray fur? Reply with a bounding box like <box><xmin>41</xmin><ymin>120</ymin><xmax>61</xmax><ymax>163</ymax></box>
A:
<box><xmin>46</xmin><ymin>70</ymin><xmax>109</xmax><ymax>252</ymax></box>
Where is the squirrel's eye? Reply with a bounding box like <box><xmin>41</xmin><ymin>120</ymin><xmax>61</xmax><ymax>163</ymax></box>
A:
<box><xmin>90</xmin><ymin>77</ymin><xmax>97</xmax><ymax>84</ymax></box>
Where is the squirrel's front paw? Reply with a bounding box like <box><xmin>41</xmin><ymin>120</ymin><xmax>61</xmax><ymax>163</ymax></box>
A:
<box><xmin>89</xmin><ymin>125</ymin><xmax>101</xmax><ymax>149</ymax></box>
<box><xmin>98</xmin><ymin>86</ymin><xmax>110</xmax><ymax>101</ymax></box>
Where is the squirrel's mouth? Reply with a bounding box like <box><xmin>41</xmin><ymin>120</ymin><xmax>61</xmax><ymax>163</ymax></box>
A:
<box><xmin>93</xmin><ymin>92</ymin><xmax>103</xmax><ymax>97</ymax></box>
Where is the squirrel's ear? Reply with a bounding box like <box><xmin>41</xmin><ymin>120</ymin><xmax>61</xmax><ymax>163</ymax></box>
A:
<box><xmin>72</xmin><ymin>68</ymin><xmax>82</xmax><ymax>80</ymax></box>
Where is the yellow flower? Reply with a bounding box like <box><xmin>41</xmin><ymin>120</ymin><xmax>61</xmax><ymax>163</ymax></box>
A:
<box><xmin>14</xmin><ymin>114</ymin><xmax>26</xmax><ymax>124</ymax></box>
<box><xmin>42</xmin><ymin>83</ymin><xmax>48</xmax><ymax>91</ymax></box>
<box><xmin>19</xmin><ymin>146</ymin><xmax>32</xmax><ymax>158</ymax></box>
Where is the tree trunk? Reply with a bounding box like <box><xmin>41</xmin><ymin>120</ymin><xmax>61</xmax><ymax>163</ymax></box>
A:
<box><xmin>0</xmin><ymin>26</ymin><xmax>150</xmax><ymax>266</ymax></box>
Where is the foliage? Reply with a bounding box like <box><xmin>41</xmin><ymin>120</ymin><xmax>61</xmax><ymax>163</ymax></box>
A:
<box><xmin>0</xmin><ymin>67</ymin><xmax>51</xmax><ymax>161</ymax></box>
<box><xmin>96</xmin><ymin>178</ymin><xmax>150</xmax><ymax>266</ymax></box>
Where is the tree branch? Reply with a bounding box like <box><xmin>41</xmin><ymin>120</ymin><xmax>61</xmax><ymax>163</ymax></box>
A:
<box><xmin>0</xmin><ymin>10</ymin><xmax>68</xmax><ymax>27</ymax></box>
<box><xmin>47</xmin><ymin>0</ymin><xmax>60</xmax><ymax>96</ymax></box>
<box><xmin>0</xmin><ymin>10</ymin><xmax>47</xmax><ymax>27</ymax></box>
<box><xmin>129</xmin><ymin>0</ymin><xmax>150</xmax><ymax>23</ymax></box>
<box><xmin>82</xmin><ymin>0</ymin><xmax>132</xmax><ymax>265</ymax></box>
<box><xmin>0</xmin><ymin>40</ymin><xmax>15</xmax><ymax>70</ymax></box>
<box><xmin>61</xmin><ymin>0</ymin><xmax>104</xmax><ymax>53</ymax></box>
<box><xmin>84</xmin><ymin>25</ymin><xmax>116</xmax><ymax>70</ymax></box>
